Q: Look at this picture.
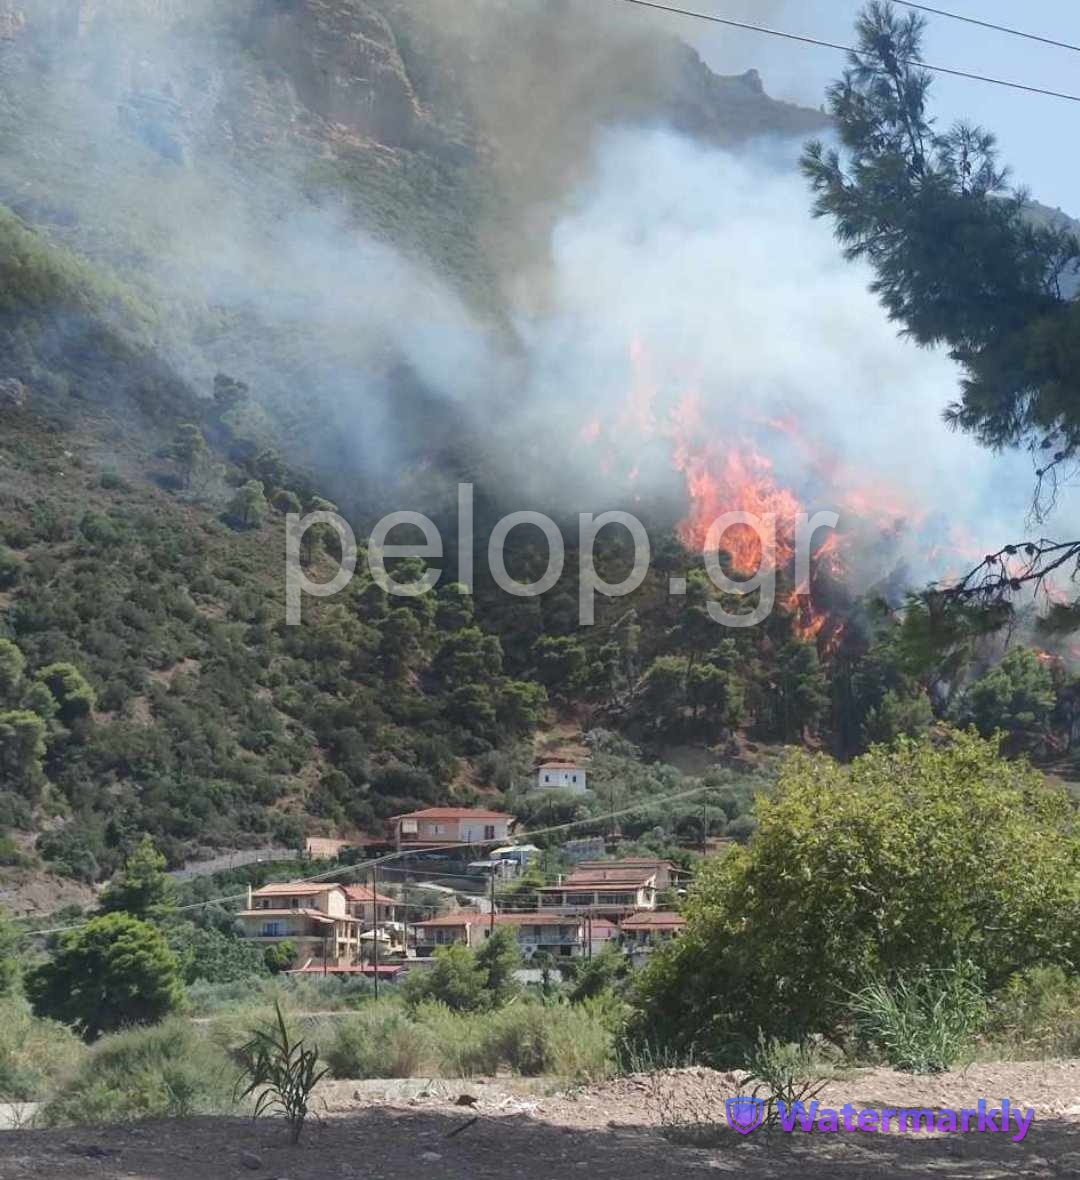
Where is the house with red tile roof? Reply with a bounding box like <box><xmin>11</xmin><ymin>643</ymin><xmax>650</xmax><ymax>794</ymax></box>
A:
<box><xmin>237</xmin><ymin>882</ymin><xmax>359</xmax><ymax>968</ymax></box>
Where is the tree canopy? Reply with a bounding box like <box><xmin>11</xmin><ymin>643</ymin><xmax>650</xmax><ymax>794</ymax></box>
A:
<box><xmin>632</xmin><ymin>731</ymin><xmax>1080</xmax><ymax>1058</ymax></box>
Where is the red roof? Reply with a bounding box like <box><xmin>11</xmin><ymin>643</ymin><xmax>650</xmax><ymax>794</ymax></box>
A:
<box><xmin>390</xmin><ymin>808</ymin><xmax>514</xmax><ymax>821</ymax></box>
<box><xmin>620</xmin><ymin>911</ymin><xmax>687</xmax><ymax>931</ymax></box>
<box><xmin>343</xmin><ymin>885</ymin><xmax>397</xmax><ymax>905</ymax></box>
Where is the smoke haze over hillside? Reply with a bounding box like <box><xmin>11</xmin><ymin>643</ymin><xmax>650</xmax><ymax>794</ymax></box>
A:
<box><xmin>1</xmin><ymin>0</ymin><xmax>1075</xmax><ymax>595</ymax></box>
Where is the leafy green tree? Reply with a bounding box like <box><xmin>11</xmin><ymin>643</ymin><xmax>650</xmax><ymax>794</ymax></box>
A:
<box><xmin>167</xmin><ymin>923</ymin><xmax>269</xmax><ymax>984</ymax></box>
<box><xmin>99</xmin><ymin>835</ymin><xmax>173</xmax><ymax>919</ymax></box>
<box><xmin>863</xmin><ymin>687</ymin><xmax>934</xmax><ymax>745</ymax></box>
<box><xmin>531</xmin><ymin>636</ymin><xmax>588</xmax><ymax>697</ymax></box>
<box><xmin>264</xmin><ymin>940</ymin><xmax>297</xmax><ymax>975</ymax></box>
<box><xmin>960</xmin><ymin>647</ymin><xmax>1056</xmax><ymax>746</ymax></box>
<box><xmin>436</xmin><ymin>582</ymin><xmax>474</xmax><ymax>631</ymax></box>
<box><xmin>228</xmin><ymin>480</ymin><xmax>268</xmax><ymax>529</ymax></box>
<box><xmin>633</xmin><ymin>732</ymin><xmax>1079</xmax><ymax>1056</ymax></box>
<box><xmin>401</xmin><ymin>942</ymin><xmax>486</xmax><ymax>1012</ymax></box>
<box><xmin>769</xmin><ymin>642</ymin><xmax>828</xmax><ymax>740</ymax></box>
<box><xmin>0</xmin><ymin>547</ymin><xmax>20</xmax><ymax>590</ymax></box>
<box><xmin>0</xmin><ymin>639</ymin><xmax>25</xmax><ymax>705</ymax></box>
<box><xmin>271</xmin><ymin>489</ymin><xmax>302</xmax><ymax>515</ymax></box>
<box><xmin>36</xmin><ymin>827</ymin><xmax>100</xmax><ymax>882</ymax></box>
<box><xmin>475</xmin><ymin>926</ymin><xmax>522</xmax><ymax>1007</ymax></box>
<box><xmin>0</xmin><ymin>710</ymin><xmax>46</xmax><ymax>793</ymax></box>
<box><xmin>496</xmin><ymin>679</ymin><xmax>547</xmax><ymax>735</ymax></box>
<box><xmin>637</xmin><ymin>656</ymin><xmax>688</xmax><ymax>734</ymax></box>
<box><xmin>25</xmin><ymin>912</ymin><xmax>183</xmax><ymax>1041</ymax></box>
<box><xmin>171</xmin><ymin>424</ymin><xmax>209</xmax><ymax>489</ymax></box>
<box><xmin>212</xmin><ymin>372</ymin><xmax>249</xmax><ymax>414</ymax></box>
<box><xmin>36</xmin><ymin>663</ymin><xmax>95</xmax><ymax>724</ymax></box>
<box><xmin>0</xmin><ymin>907</ymin><xmax>19</xmax><ymax>996</ymax></box>
<box><xmin>568</xmin><ymin>943</ymin><xmax>630</xmax><ymax>1003</ymax></box>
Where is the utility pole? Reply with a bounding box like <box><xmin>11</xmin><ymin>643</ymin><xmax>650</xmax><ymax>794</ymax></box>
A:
<box><xmin>488</xmin><ymin>869</ymin><xmax>496</xmax><ymax>935</ymax></box>
<box><xmin>702</xmin><ymin>796</ymin><xmax>709</xmax><ymax>856</ymax></box>
<box><xmin>370</xmin><ymin>867</ymin><xmax>380</xmax><ymax>1001</ymax></box>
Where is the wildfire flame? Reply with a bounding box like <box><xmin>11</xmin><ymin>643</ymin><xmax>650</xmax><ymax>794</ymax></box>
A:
<box><xmin>576</xmin><ymin>338</ymin><xmax>1002</xmax><ymax>655</ymax></box>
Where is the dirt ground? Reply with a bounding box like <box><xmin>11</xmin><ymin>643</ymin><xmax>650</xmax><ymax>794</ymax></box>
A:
<box><xmin>1</xmin><ymin>1062</ymin><xmax>1079</xmax><ymax>1179</ymax></box>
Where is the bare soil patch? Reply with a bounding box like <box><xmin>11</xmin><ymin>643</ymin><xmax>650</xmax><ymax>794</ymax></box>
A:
<box><xmin>1</xmin><ymin>1062</ymin><xmax>1078</xmax><ymax>1178</ymax></box>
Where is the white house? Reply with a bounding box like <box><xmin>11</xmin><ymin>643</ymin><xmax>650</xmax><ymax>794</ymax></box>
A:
<box><xmin>534</xmin><ymin>762</ymin><xmax>588</xmax><ymax>794</ymax></box>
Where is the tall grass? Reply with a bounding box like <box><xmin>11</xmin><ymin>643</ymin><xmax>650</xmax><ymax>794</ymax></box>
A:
<box><xmin>849</xmin><ymin>964</ymin><xmax>987</xmax><ymax>1074</ymax></box>
<box><xmin>0</xmin><ymin>998</ymin><xmax>85</xmax><ymax>1102</ymax></box>
<box><xmin>40</xmin><ymin>1019</ymin><xmax>236</xmax><ymax>1127</ymax></box>
<box><xmin>323</xmin><ymin>1004</ymin><xmax>433</xmax><ymax>1079</ymax></box>
<box><xmin>323</xmin><ymin>1000</ymin><xmax>616</xmax><ymax>1083</ymax></box>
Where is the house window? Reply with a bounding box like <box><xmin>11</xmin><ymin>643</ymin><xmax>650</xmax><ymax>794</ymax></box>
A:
<box><xmin>484</xmin><ymin>825</ymin><xmax>495</xmax><ymax>840</ymax></box>
<box><xmin>572</xmin><ymin>775</ymin><xmax>577</xmax><ymax>783</ymax></box>
<box><xmin>261</xmin><ymin>922</ymin><xmax>281</xmax><ymax>937</ymax></box>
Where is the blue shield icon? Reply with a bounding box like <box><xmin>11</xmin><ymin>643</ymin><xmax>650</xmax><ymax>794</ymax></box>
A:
<box><xmin>725</xmin><ymin>1096</ymin><xmax>765</xmax><ymax>1135</ymax></box>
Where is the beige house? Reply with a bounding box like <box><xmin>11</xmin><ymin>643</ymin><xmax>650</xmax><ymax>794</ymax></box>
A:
<box><xmin>343</xmin><ymin>883</ymin><xmax>402</xmax><ymax>926</ymax></box>
<box><xmin>536</xmin><ymin>862</ymin><xmax>663</xmax><ymax>920</ymax></box>
<box><xmin>389</xmin><ymin>807</ymin><xmax>516</xmax><ymax>850</ymax></box>
<box><xmin>238</xmin><ymin>882</ymin><xmax>359</xmax><ymax>968</ymax></box>
<box><xmin>620</xmin><ymin>910</ymin><xmax>687</xmax><ymax>951</ymax></box>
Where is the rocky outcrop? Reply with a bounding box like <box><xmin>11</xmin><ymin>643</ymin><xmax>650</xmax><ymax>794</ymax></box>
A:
<box><xmin>250</xmin><ymin>0</ymin><xmax>426</xmax><ymax>147</ymax></box>
<box><xmin>0</xmin><ymin>378</ymin><xmax>29</xmax><ymax>408</ymax></box>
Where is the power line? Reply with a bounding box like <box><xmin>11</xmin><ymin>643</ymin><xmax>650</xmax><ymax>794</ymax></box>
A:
<box><xmin>609</xmin><ymin>0</ymin><xmax>1080</xmax><ymax>103</ymax></box>
<box><xmin>893</xmin><ymin>2</ymin><xmax>1080</xmax><ymax>55</ymax></box>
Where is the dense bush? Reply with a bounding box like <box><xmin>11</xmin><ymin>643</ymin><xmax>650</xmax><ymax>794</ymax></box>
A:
<box><xmin>40</xmin><ymin>1019</ymin><xmax>234</xmax><ymax>1126</ymax></box>
<box><xmin>633</xmin><ymin>732</ymin><xmax>1080</xmax><ymax>1057</ymax></box>
<box><xmin>984</xmin><ymin>966</ymin><xmax>1080</xmax><ymax>1060</ymax></box>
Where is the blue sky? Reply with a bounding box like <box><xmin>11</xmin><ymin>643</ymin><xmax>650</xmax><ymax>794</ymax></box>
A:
<box><xmin>679</xmin><ymin>0</ymin><xmax>1080</xmax><ymax>214</ymax></box>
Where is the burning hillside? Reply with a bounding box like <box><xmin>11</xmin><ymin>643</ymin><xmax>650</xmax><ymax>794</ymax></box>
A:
<box><xmin>577</xmin><ymin>339</ymin><xmax>997</xmax><ymax>653</ymax></box>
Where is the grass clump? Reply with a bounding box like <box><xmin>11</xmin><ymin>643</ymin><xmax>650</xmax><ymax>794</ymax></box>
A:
<box><xmin>849</xmin><ymin>963</ymin><xmax>987</xmax><ymax>1074</ymax></box>
<box><xmin>323</xmin><ymin>1003</ymin><xmax>433</xmax><ymax>1080</ymax></box>
<box><xmin>0</xmin><ymin>997</ymin><xmax>85</xmax><ymax>1102</ymax></box>
<box><xmin>40</xmin><ymin>1018</ymin><xmax>235</xmax><ymax>1126</ymax></box>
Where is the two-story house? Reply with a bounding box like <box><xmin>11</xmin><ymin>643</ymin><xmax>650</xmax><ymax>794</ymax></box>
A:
<box><xmin>536</xmin><ymin>862</ymin><xmax>662</xmax><ymax>920</ymax></box>
<box><xmin>237</xmin><ymin>882</ymin><xmax>359</xmax><ymax>968</ymax></box>
<box><xmin>388</xmin><ymin>807</ymin><xmax>516</xmax><ymax>851</ymax></box>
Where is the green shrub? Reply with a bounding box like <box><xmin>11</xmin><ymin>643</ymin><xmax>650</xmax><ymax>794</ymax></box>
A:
<box><xmin>634</xmin><ymin>733</ymin><xmax>1079</xmax><ymax>1056</ymax></box>
<box><xmin>0</xmin><ymin>998</ymin><xmax>85</xmax><ymax>1102</ymax></box>
<box><xmin>985</xmin><ymin>966</ymin><xmax>1080</xmax><ymax>1059</ymax></box>
<box><xmin>743</xmin><ymin>1035</ymin><xmax>830</xmax><ymax>1131</ymax></box>
<box><xmin>324</xmin><ymin>1003</ymin><xmax>433</xmax><ymax>1079</ymax></box>
<box><xmin>848</xmin><ymin>963</ymin><xmax>987</xmax><ymax>1073</ymax></box>
<box><xmin>489</xmin><ymin>1002</ymin><xmax>614</xmax><ymax>1080</ymax></box>
<box><xmin>40</xmin><ymin>1019</ymin><xmax>235</xmax><ymax>1126</ymax></box>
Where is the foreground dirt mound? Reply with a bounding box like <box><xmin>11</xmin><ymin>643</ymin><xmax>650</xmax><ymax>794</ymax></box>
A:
<box><xmin>2</xmin><ymin>1062</ymin><xmax>1079</xmax><ymax>1179</ymax></box>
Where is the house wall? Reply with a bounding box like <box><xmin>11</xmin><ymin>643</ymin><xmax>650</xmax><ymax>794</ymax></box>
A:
<box><xmin>536</xmin><ymin>767</ymin><xmax>587</xmax><ymax>793</ymax></box>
